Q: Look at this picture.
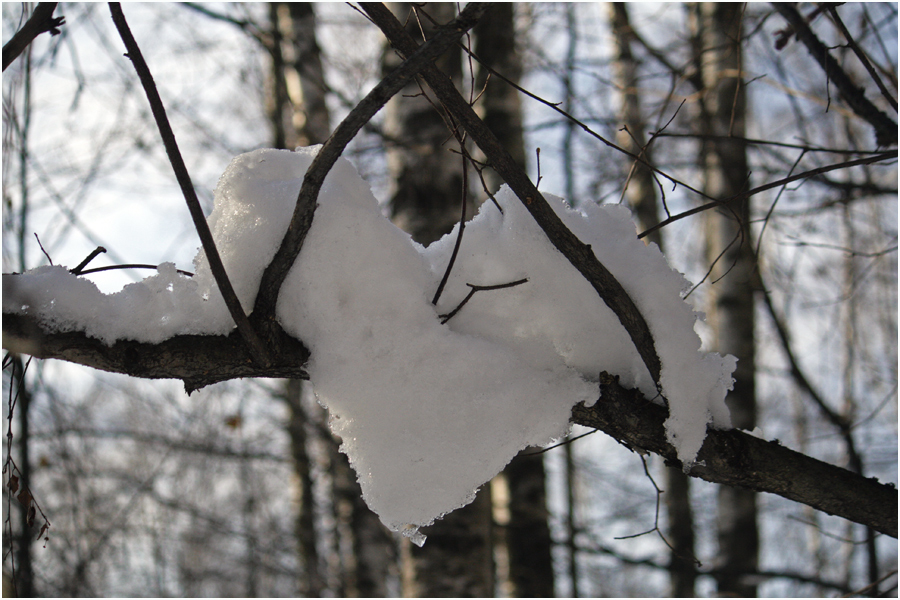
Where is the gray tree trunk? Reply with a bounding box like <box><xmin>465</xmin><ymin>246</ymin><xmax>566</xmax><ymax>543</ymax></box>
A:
<box><xmin>608</xmin><ymin>4</ymin><xmax>697</xmax><ymax>596</ymax></box>
<box><xmin>695</xmin><ymin>4</ymin><xmax>759</xmax><ymax>596</ymax></box>
<box><xmin>269</xmin><ymin>6</ymin><xmax>396</xmax><ymax>596</ymax></box>
<box><xmin>475</xmin><ymin>5</ymin><xmax>554</xmax><ymax>597</ymax></box>
<box><xmin>383</xmin><ymin>4</ymin><xmax>494</xmax><ymax>596</ymax></box>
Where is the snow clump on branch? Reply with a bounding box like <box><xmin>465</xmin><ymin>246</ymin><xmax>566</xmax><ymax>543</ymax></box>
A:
<box><xmin>3</xmin><ymin>146</ymin><xmax>735</xmax><ymax>545</ymax></box>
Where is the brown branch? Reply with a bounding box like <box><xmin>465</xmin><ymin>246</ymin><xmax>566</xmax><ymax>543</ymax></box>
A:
<box><xmin>2</xmin><ymin>3</ymin><xmax>64</xmax><ymax>72</ymax></box>
<box><xmin>772</xmin><ymin>4</ymin><xmax>897</xmax><ymax>147</ymax></box>
<box><xmin>438</xmin><ymin>278</ymin><xmax>528</xmax><ymax>324</ymax></box>
<box><xmin>2</xmin><ymin>310</ymin><xmax>308</xmax><ymax>395</ymax></box>
<box><xmin>6</xmin><ymin>305</ymin><xmax>894</xmax><ymax>536</ymax></box>
<box><xmin>108</xmin><ymin>3</ymin><xmax>270</xmax><ymax>366</ymax></box>
<box><xmin>250</xmin><ymin>2</ymin><xmax>491</xmax><ymax>332</ymax></box>
<box><xmin>571</xmin><ymin>373</ymin><xmax>898</xmax><ymax>538</ymax></box>
<box><xmin>361</xmin><ymin>2</ymin><xmax>663</xmax><ymax>388</ymax></box>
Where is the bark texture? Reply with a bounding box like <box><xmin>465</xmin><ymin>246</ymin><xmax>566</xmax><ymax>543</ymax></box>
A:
<box><xmin>475</xmin><ymin>5</ymin><xmax>554</xmax><ymax>597</ymax></box>
<box><xmin>695</xmin><ymin>4</ymin><xmax>759</xmax><ymax>596</ymax></box>
<box><xmin>609</xmin><ymin>4</ymin><xmax>697</xmax><ymax>595</ymax></box>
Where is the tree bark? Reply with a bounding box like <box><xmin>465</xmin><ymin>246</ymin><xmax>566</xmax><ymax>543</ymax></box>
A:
<box><xmin>695</xmin><ymin>5</ymin><xmax>759</xmax><ymax>595</ymax></box>
<box><xmin>475</xmin><ymin>5</ymin><xmax>555</xmax><ymax>597</ymax></box>
<box><xmin>609</xmin><ymin>4</ymin><xmax>697</xmax><ymax>596</ymax></box>
<box><xmin>381</xmin><ymin>4</ymin><xmax>494</xmax><ymax>596</ymax></box>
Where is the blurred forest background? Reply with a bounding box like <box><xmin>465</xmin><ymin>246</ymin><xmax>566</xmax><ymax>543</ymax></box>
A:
<box><xmin>2</xmin><ymin>3</ymin><xmax>897</xmax><ymax>597</ymax></box>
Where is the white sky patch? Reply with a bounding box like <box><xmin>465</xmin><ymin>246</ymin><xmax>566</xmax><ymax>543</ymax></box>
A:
<box><xmin>3</xmin><ymin>147</ymin><xmax>734</xmax><ymax>544</ymax></box>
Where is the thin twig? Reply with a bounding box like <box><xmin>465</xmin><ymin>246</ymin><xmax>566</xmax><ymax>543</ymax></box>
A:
<box><xmin>439</xmin><ymin>278</ymin><xmax>528</xmax><ymax>324</ymax></box>
<box><xmin>33</xmin><ymin>233</ymin><xmax>52</xmax><ymax>266</ymax></box>
<box><xmin>70</xmin><ymin>246</ymin><xmax>106</xmax><ymax>275</ymax></box>
<box><xmin>431</xmin><ymin>132</ymin><xmax>470</xmax><ymax>306</ymax></box>
<box><xmin>78</xmin><ymin>263</ymin><xmax>195</xmax><ymax>277</ymax></box>
<box><xmin>108</xmin><ymin>3</ymin><xmax>269</xmax><ymax>366</ymax></box>
<box><xmin>638</xmin><ymin>150</ymin><xmax>898</xmax><ymax>239</ymax></box>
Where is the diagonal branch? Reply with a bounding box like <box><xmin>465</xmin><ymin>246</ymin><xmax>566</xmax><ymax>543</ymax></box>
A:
<box><xmin>2</xmin><ymin>2</ymin><xmax>65</xmax><ymax>72</ymax></box>
<box><xmin>108</xmin><ymin>3</ymin><xmax>270</xmax><ymax>365</ymax></box>
<box><xmin>250</xmin><ymin>2</ymin><xmax>491</xmax><ymax>331</ymax></box>
<box><xmin>361</xmin><ymin>2</ymin><xmax>662</xmax><ymax>387</ymax></box>
<box><xmin>772</xmin><ymin>4</ymin><xmax>898</xmax><ymax>147</ymax></box>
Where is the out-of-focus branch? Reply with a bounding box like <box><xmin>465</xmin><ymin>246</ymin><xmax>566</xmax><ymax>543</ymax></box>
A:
<box><xmin>2</xmin><ymin>3</ymin><xmax>64</xmax><ymax>72</ymax></box>
<box><xmin>772</xmin><ymin>4</ymin><xmax>898</xmax><ymax>147</ymax></box>
<box><xmin>638</xmin><ymin>150</ymin><xmax>898</xmax><ymax>239</ymax></box>
<box><xmin>108</xmin><ymin>3</ymin><xmax>270</xmax><ymax>366</ymax></box>
<box><xmin>826</xmin><ymin>5</ymin><xmax>898</xmax><ymax>113</ymax></box>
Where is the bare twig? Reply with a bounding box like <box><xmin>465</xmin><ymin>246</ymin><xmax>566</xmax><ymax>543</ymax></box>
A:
<box><xmin>33</xmin><ymin>233</ymin><xmax>52</xmax><ymax>266</ymax></box>
<box><xmin>70</xmin><ymin>246</ymin><xmax>106</xmax><ymax>275</ymax></box>
<box><xmin>438</xmin><ymin>278</ymin><xmax>528</xmax><ymax>324</ymax></box>
<box><xmin>2</xmin><ymin>3</ymin><xmax>64</xmax><ymax>72</ymax></box>
<box><xmin>108</xmin><ymin>3</ymin><xmax>270</xmax><ymax>365</ymax></box>
<box><xmin>78</xmin><ymin>264</ymin><xmax>195</xmax><ymax>277</ymax></box>
<box><xmin>431</xmin><ymin>133</ymin><xmax>471</xmax><ymax>307</ymax></box>
<box><xmin>638</xmin><ymin>150</ymin><xmax>898</xmax><ymax>239</ymax></box>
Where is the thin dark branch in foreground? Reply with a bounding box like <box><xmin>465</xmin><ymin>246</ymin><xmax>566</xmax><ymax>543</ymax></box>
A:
<box><xmin>438</xmin><ymin>278</ymin><xmax>528</xmax><ymax>324</ymax></box>
<box><xmin>2</xmin><ymin>3</ymin><xmax>64</xmax><ymax>72</ymax></box>
<box><xmin>363</xmin><ymin>1</ymin><xmax>664</xmax><ymax>389</ymax></box>
<box><xmin>78</xmin><ymin>264</ymin><xmax>195</xmax><ymax>277</ymax></box>
<box><xmin>70</xmin><ymin>246</ymin><xmax>106</xmax><ymax>275</ymax></box>
<box><xmin>251</xmin><ymin>2</ymin><xmax>491</xmax><ymax>332</ymax></box>
<box><xmin>108</xmin><ymin>3</ymin><xmax>269</xmax><ymax>366</ymax></box>
<box><xmin>431</xmin><ymin>136</ymin><xmax>470</xmax><ymax>307</ymax></box>
<box><xmin>638</xmin><ymin>150</ymin><xmax>898</xmax><ymax>239</ymax></box>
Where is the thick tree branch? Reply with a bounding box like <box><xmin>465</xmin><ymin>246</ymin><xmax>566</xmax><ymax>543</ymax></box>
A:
<box><xmin>2</xmin><ymin>311</ymin><xmax>308</xmax><ymax>395</ymax></box>
<box><xmin>2</xmin><ymin>2</ymin><xmax>64</xmax><ymax>72</ymax></box>
<box><xmin>772</xmin><ymin>4</ymin><xmax>898</xmax><ymax>147</ymax></box>
<box><xmin>572</xmin><ymin>373</ymin><xmax>897</xmax><ymax>538</ymax></box>
<box><xmin>361</xmin><ymin>2</ymin><xmax>663</xmax><ymax>387</ymax></box>
<box><xmin>3</xmin><ymin>307</ymin><xmax>895</xmax><ymax>536</ymax></box>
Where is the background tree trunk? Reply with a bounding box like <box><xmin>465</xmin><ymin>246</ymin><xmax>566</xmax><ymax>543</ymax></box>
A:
<box><xmin>695</xmin><ymin>4</ymin><xmax>759</xmax><ymax>596</ymax></box>
<box><xmin>383</xmin><ymin>4</ymin><xmax>494</xmax><ymax>596</ymax></box>
<box><xmin>475</xmin><ymin>5</ymin><xmax>555</xmax><ymax>597</ymax></box>
<box><xmin>268</xmin><ymin>6</ymin><xmax>396</xmax><ymax>595</ymax></box>
<box><xmin>609</xmin><ymin>4</ymin><xmax>698</xmax><ymax>596</ymax></box>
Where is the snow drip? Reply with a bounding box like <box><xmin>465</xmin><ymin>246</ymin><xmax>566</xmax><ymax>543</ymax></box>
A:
<box><xmin>3</xmin><ymin>147</ymin><xmax>734</xmax><ymax>543</ymax></box>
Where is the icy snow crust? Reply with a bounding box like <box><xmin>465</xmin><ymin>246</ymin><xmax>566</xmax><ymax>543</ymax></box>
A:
<box><xmin>3</xmin><ymin>147</ymin><xmax>734</xmax><ymax>540</ymax></box>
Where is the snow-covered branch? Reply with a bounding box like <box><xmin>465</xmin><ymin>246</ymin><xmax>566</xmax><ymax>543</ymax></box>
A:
<box><xmin>3</xmin><ymin>308</ymin><xmax>895</xmax><ymax>538</ymax></box>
